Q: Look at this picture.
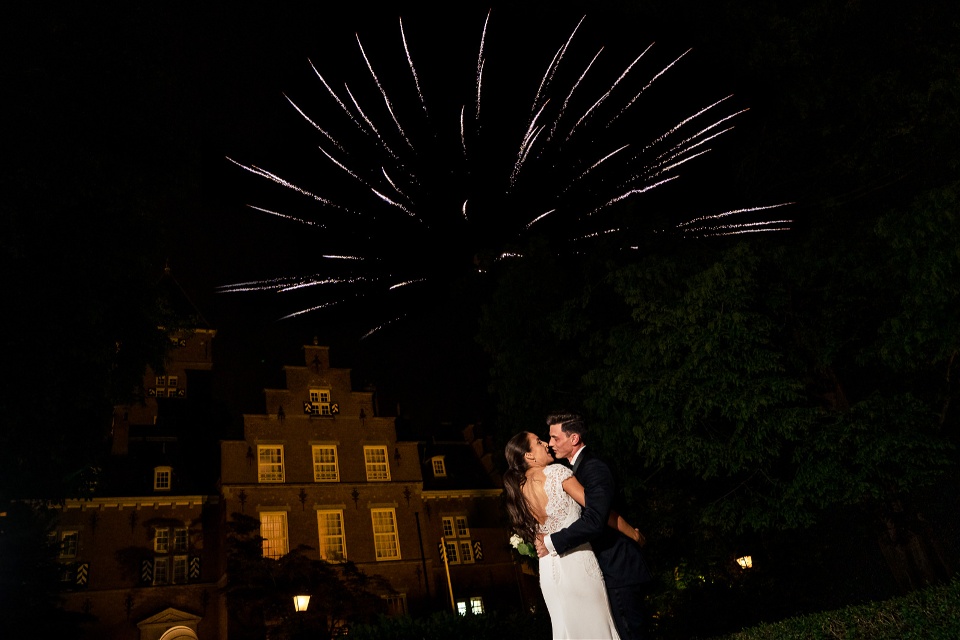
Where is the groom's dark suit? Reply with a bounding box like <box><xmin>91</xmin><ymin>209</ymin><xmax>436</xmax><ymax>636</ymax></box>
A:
<box><xmin>549</xmin><ymin>448</ymin><xmax>652</xmax><ymax>639</ymax></box>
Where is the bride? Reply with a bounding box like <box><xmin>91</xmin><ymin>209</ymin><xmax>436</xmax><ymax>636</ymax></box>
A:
<box><xmin>503</xmin><ymin>432</ymin><xmax>641</xmax><ymax>639</ymax></box>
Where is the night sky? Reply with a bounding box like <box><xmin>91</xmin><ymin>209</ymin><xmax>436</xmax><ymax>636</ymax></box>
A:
<box><xmin>6</xmin><ymin>2</ymin><xmax>761</xmax><ymax>428</ymax></box>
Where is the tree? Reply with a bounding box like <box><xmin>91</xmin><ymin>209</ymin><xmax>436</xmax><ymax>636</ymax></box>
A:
<box><xmin>222</xmin><ymin>513</ymin><xmax>393</xmax><ymax>639</ymax></box>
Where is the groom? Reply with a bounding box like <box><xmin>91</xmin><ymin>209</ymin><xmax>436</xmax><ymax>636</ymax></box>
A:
<box><xmin>536</xmin><ymin>411</ymin><xmax>652</xmax><ymax>640</ymax></box>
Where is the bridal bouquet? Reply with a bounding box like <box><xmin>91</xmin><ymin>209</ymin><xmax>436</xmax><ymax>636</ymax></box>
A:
<box><xmin>510</xmin><ymin>533</ymin><xmax>538</xmax><ymax>558</ymax></box>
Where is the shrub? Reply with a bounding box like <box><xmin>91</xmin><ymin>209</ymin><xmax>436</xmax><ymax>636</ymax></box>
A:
<box><xmin>714</xmin><ymin>577</ymin><xmax>960</xmax><ymax>640</ymax></box>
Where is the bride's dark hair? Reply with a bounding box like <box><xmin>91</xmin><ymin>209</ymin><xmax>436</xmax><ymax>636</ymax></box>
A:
<box><xmin>503</xmin><ymin>432</ymin><xmax>539</xmax><ymax>543</ymax></box>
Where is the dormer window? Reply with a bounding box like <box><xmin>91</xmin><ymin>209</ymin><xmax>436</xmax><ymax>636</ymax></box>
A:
<box><xmin>431</xmin><ymin>456</ymin><xmax>447</xmax><ymax>478</ymax></box>
<box><xmin>307</xmin><ymin>388</ymin><xmax>332</xmax><ymax>416</ymax></box>
<box><xmin>154</xmin><ymin>466</ymin><xmax>172</xmax><ymax>491</ymax></box>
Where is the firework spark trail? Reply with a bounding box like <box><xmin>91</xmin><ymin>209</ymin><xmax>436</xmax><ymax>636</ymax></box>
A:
<box><xmin>361</xmin><ymin>315</ymin><xmax>405</xmax><ymax>340</ymax></box>
<box><xmin>564</xmin><ymin>143</ymin><xmax>631</xmax><ymax>192</ymax></box>
<box><xmin>512</xmin><ymin>101</ymin><xmax>551</xmax><ymax>184</ymax></box>
<box><xmin>608</xmin><ymin>48</ymin><xmax>691</xmax><ymax>126</ymax></box>
<box><xmin>681</xmin><ymin>219</ymin><xmax>794</xmax><ymax>234</ymax></box>
<box><xmin>677</xmin><ymin>204</ymin><xmax>795</xmax><ymax>227</ymax></box>
<box><xmin>227</xmin><ymin>12</ymin><xmax>794</xmax><ymax>333</ymax></box>
<box><xmin>342</xmin><ymin>82</ymin><xmax>402</xmax><ymax>162</ymax></box>
<box><xmin>643</xmin><ymin>95</ymin><xmax>735</xmax><ymax>152</ymax></box>
<box><xmin>644</xmin><ymin>125</ymin><xmax>736</xmax><ymax>178</ymax></box>
<box><xmin>590</xmin><ymin>175</ymin><xmax>681</xmax><ymax>215</ymax></box>
<box><xmin>217</xmin><ymin>275</ymin><xmax>366</xmax><ymax>294</ymax></box>
<box><xmin>226</xmin><ymin>157</ymin><xmax>351</xmax><ymax>213</ymax></box>
<box><xmin>356</xmin><ymin>34</ymin><xmax>417</xmax><ymax>153</ymax></box>
<box><xmin>697</xmin><ymin>226</ymin><xmax>793</xmax><ymax>237</ymax></box>
<box><xmin>389</xmin><ymin>279</ymin><xmax>427</xmax><ymax>290</ymax></box>
<box><xmin>548</xmin><ymin>46</ymin><xmax>604</xmax><ymax>142</ymax></box>
<box><xmin>283</xmin><ymin>93</ymin><xmax>344</xmax><ymax>151</ymax></box>
<box><xmin>567</xmin><ymin>42</ymin><xmax>655</xmax><ymax>142</ymax></box>
<box><xmin>526</xmin><ymin>209</ymin><xmax>557</xmax><ymax>229</ymax></box>
<box><xmin>308</xmin><ymin>59</ymin><xmax>371</xmax><ymax>137</ymax></box>
<box><xmin>238</xmin><ymin>205</ymin><xmax>325</xmax><ymax>229</ymax></box>
<box><xmin>475</xmin><ymin>10</ymin><xmax>491</xmax><ymax>120</ymax></box>
<box><xmin>400</xmin><ymin>17</ymin><xmax>429</xmax><ymax>119</ymax></box>
<box><xmin>381</xmin><ymin>168</ymin><xmax>413</xmax><ymax>204</ymax></box>
<box><xmin>280</xmin><ymin>300</ymin><xmax>348</xmax><ymax>321</ymax></box>
<box><xmin>530</xmin><ymin>15</ymin><xmax>585</xmax><ymax>119</ymax></box>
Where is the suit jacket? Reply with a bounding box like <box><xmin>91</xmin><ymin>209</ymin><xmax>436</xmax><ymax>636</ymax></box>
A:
<box><xmin>549</xmin><ymin>449</ymin><xmax>652</xmax><ymax>589</ymax></box>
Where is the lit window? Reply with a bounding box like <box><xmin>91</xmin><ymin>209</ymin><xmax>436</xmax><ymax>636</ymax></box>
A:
<box><xmin>308</xmin><ymin>388</ymin><xmax>332</xmax><ymax>415</ymax></box>
<box><xmin>444</xmin><ymin>540</ymin><xmax>459</xmax><ymax>564</ymax></box>
<box><xmin>260</xmin><ymin>512</ymin><xmax>289</xmax><ymax>559</ymax></box>
<box><xmin>155</xmin><ymin>527</ymin><xmax>170</xmax><ymax>553</ymax></box>
<box><xmin>154</xmin><ymin>557</ymin><xmax>169</xmax><ymax>585</ymax></box>
<box><xmin>258</xmin><ymin>445</ymin><xmax>284</xmax><ymax>482</ymax></box>
<box><xmin>431</xmin><ymin>456</ymin><xmax>446</xmax><ymax>477</ymax></box>
<box><xmin>60</xmin><ymin>531</ymin><xmax>79</xmax><ymax>558</ymax></box>
<box><xmin>371</xmin><ymin>508</ymin><xmax>400</xmax><ymax>560</ymax></box>
<box><xmin>312</xmin><ymin>445</ymin><xmax>339</xmax><ymax>482</ymax></box>
<box><xmin>441</xmin><ymin>517</ymin><xmax>455</xmax><ymax>538</ymax></box>
<box><xmin>382</xmin><ymin>594</ymin><xmax>407</xmax><ymax>616</ymax></box>
<box><xmin>455</xmin><ymin>597</ymin><xmax>484</xmax><ymax>616</ymax></box>
<box><xmin>154</xmin><ymin>466</ymin><xmax>171</xmax><ymax>491</ymax></box>
<box><xmin>317</xmin><ymin>510</ymin><xmax>346</xmax><ymax>562</ymax></box>
<box><xmin>364</xmin><ymin>446</ymin><xmax>390</xmax><ymax>481</ymax></box>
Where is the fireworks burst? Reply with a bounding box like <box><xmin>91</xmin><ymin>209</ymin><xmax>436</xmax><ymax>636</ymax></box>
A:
<box><xmin>222</xmin><ymin>11</ymin><xmax>792</xmax><ymax>336</ymax></box>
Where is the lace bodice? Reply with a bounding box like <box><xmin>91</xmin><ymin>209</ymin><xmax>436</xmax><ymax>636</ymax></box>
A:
<box><xmin>538</xmin><ymin>464</ymin><xmax>579</xmax><ymax>534</ymax></box>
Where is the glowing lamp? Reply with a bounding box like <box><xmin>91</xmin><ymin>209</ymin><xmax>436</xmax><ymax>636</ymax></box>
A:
<box><xmin>293</xmin><ymin>595</ymin><xmax>311</xmax><ymax>612</ymax></box>
<box><xmin>735</xmin><ymin>555</ymin><xmax>753</xmax><ymax>569</ymax></box>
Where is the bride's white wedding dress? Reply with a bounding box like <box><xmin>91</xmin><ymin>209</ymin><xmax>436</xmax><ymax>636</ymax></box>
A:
<box><xmin>538</xmin><ymin>463</ymin><xmax>620</xmax><ymax>639</ymax></box>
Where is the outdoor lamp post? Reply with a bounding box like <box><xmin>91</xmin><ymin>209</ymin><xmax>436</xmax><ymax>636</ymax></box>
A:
<box><xmin>293</xmin><ymin>595</ymin><xmax>311</xmax><ymax>612</ymax></box>
<box><xmin>735</xmin><ymin>555</ymin><xmax>753</xmax><ymax>569</ymax></box>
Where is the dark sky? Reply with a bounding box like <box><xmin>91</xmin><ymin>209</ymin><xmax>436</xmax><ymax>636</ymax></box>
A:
<box><xmin>6</xmin><ymin>2</ymin><xmax>734</xmax><ymax>427</ymax></box>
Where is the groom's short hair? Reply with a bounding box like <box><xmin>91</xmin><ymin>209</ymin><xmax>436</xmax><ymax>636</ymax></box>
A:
<box><xmin>546</xmin><ymin>411</ymin><xmax>587</xmax><ymax>439</ymax></box>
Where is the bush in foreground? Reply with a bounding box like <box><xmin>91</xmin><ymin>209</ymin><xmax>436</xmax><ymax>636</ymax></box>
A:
<box><xmin>715</xmin><ymin>577</ymin><xmax>960</xmax><ymax>640</ymax></box>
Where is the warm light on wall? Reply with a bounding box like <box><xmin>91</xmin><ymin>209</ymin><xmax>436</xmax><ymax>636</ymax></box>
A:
<box><xmin>735</xmin><ymin>555</ymin><xmax>753</xmax><ymax>569</ymax></box>
<box><xmin>293</xmin><ymin>595</ymin><xmax>311</xmax><ymax>612</ymax></box>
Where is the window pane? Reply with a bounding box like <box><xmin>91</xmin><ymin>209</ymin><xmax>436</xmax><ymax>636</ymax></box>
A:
<box><xmin>460</xmin><ymin>541</ymin><xmax>473</xmax><ymax>563</ymax></box>
<box><xmin>172</xmin><ymin>555</ymin><xmax>188</xmax><ymax>583</ymax></box>
<box><xmin>317</xmin><ymin>510</ymin><xmax>346</xmax><ymax>561</ymax></box>
<box><xmin>445</xmin><ymin>542</ymin><xmax>459</xmax><ymax>564</ymax></box>
<box><xmin>155</xmin><ymin>528</ymin><xmax>169</xmax><ymax>553</ymax></box>
<box><xmin>313</xmin><ymin>446</ymin><xmax>339</xmax><ymax>481</ymax></box>
<box><xmin>371</xmin><ymin>509</ymin><xmax>400</xmax><ymax>560</ymax></box>
<box><xmin>471</xmin><ymin>597</ymin><xmax>484</xmax><ymax>615</ymax></box>
<box><xmin>364</xmin><ymin>446</ymin><xmax>390</xmax><ymax>481</ymax></box>
<box><xmin>455</xmin><ymin>516</ymin><xmax>469</xmax><ymax>537</ymax></box>
<box><xmin>441</xmin><ymin>517</ymin><xmax>454</xmax><ymax>537</ymax></box>
<box><xmin>173</xmin><ymin>528</ymin><xmax>188</xmax><ymax>552</ymax></box>
<box><xmin>260</xmin><ymin>512</ymin><xmax>289</xmax><ymax>559</ymax></box>
<box><xmin>60</xmin><ymin>531</ymin><xmax>79</xmax><ymax>558</ymax></box>
<box><xmin>382</xmin><ymin>594</ymin><xmax>407</xmax><ymax>616</ymax></box>
<box><xmin>154</xmin><ymin>557</ymin><xmax>169</xmax><ymax>585</ymax></box>
<box><xmin>258</xmin><ymin>446</ymin><xmax>284</xmax><ymax>482</ymax></box>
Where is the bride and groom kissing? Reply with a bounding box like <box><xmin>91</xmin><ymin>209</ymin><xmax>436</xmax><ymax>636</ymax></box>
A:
<box><xmin>504</xmin><ymin>411</ymin><xmax>652</xmax><ymax>640</ymax></box>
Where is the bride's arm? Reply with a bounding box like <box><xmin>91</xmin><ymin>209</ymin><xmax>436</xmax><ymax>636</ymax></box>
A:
<box><xmin>562</xmin><ymin>475</ymin><xmax>645</xmax><ymax>545</ymax></box>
